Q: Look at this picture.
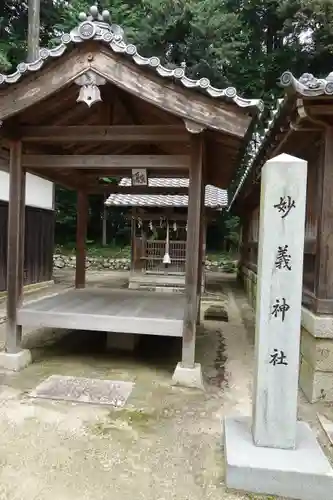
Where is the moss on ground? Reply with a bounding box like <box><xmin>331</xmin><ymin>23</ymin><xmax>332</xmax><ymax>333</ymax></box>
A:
<box><xmin>91</xmin><ymin>407</ymin><xmax>167</xmax><ymax>436</ymax></box>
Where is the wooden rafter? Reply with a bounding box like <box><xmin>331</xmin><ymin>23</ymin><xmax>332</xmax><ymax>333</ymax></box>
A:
<box><xmin>21</xmin><ymin>125</ymin><xmax>189</xmax><ymax>143</ymax></box>
<box><xmin>22</xmin><ymin>154</ymin><xmax>189</xmax><ymax>169</ymax></box>
<box><xmin>0</xmin><ymin>46</ymin><xmax>251</xmax><ymax>138</ymax></box>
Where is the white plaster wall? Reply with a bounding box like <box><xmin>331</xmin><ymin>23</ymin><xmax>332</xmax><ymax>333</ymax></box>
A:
<box><xmin>0</xmin><ymin>170</ymin><xmax>54</xmax><ymax>210</ymax></box>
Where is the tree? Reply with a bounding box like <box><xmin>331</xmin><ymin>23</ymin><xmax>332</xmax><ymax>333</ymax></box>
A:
<box><xmin>3</xmin><ymin>0</ymin><xmax>333</xmax><ymax>246</ymax></box>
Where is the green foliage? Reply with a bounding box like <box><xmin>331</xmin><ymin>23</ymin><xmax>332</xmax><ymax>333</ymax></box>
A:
<box><xmin>3</xmin><ymin>0</ymin><xmax>333</xmax><ymax>242</ymax></box>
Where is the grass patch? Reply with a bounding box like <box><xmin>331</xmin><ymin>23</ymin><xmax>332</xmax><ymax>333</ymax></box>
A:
<box><xmin>91</xmin><ymin>407</ymin><xmax>165</xmax><ymax>436</ymax></box>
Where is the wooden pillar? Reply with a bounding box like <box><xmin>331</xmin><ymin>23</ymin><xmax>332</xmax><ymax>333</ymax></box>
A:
<box><xmin>6</xmin><ymin>140</ymin><xmax>25</xmax><ymax>353</ymax></box>
<box><xmin>130</xmin><ymin>209</ymin><xmax>136</xmax><ymax>272</ymax></box>
<box><xmin>182</xmin><ymin>134</ymin><xmax>203</xmax><ymax>368</ymax></box>
<box><xmin>314</xmin><ymin>127</ymin><xmax>333</xmax><ymax>312</ymax></box>
<box><xmin>102</xmin><ymin>195</ymin><xmax>107</xmax><ymax>246</ymax></box>
<box><xmin>18</xmin><ymin>167</ymin><xmax>26</xmax><ymax>305</ymax></box>
<box><xmin>75</xmin><ymin>191</ymin><xmax>88</xmax><ymax>289</ymax></box>
<box><xmin>196</xmin><ymin>196</ymin><xmax>205</xmax><ymax>325</ymax></box>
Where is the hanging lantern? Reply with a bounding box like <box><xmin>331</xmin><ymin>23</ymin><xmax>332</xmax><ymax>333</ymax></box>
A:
<box><xmin>137</xmin><ymin>217</ymin><xmax>142</xmax><ymax>229</ymax></box>
<box><xmin>185</xmin><ymin>222</ymin><xmax>188</xmax><ymax>232</ymax></box>
<box><xmin>173</xmin><ymin>221</ymin><xmax>177</xmax><ymax>232</ymax></box>
<box><xmin>149</xmin><ymin>220</ymin><xmax>153</xmax><ymax>231</ymax></box>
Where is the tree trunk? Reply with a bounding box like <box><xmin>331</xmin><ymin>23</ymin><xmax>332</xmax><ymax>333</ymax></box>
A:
<box><xmin>27</xmin><ymin>0</ymin><xmax>41</xmax><ymax>63</ymax></box>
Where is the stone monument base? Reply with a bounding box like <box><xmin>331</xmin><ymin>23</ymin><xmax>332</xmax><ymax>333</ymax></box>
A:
<box><xmin>0</xmin><ymin>349</ymin><xmax>32</xmax><ymax>371</ymax></box>
<box><xmin>224</xmin><ymin>416</ymin><xmax>333</xmax><ymax>500</ymax></box>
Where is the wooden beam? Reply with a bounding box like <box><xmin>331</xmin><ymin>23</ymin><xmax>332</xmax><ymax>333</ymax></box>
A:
<box><xmin>93</xmin><ymin>50</ymin><xmax>250</xmax><ymax>137</ymax></box>
<box><xmin>182</xmin><ymin>134</ymin><xmax>204</xmax><ymax>368</ymax></box>
<box><xmin>6</xmin><ymin>140</ymin><xmax>23</xmax><ymax>353</ymax></box>
<box><xmin>307</xmin><ymin>104</ymin><xmax>333</xmax><ymax>116</ymax></box>
<box><xmin>75</xmin><ymin>191</ymin><xmax>88</xmax><ymax>289</ymax></box>
<box><xmin>23</xmin><ymin>155</ymin><xmax>189</xmax><ymax>169</ymax></box>
<box><xmin>21</xmin><ymin>125</ymin><xmax>190</xmax><ymax>144</ymax></box>
<box><xmin>124</xmin><ymin>212</ymin><xmax>189</xmax><ymax>221</ymax></box>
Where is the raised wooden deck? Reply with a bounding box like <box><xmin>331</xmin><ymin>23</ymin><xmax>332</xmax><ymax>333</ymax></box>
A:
<box><xmin>17</xmin><ymin>288</ymin><xmax>185</xmax><ymax>337</ymax></box>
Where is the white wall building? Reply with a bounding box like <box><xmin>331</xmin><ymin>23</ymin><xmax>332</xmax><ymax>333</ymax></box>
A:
<box><xmin>0</xmin><ymin>155</ymin><xmax>55</xmax><ymax>291</ymax></box>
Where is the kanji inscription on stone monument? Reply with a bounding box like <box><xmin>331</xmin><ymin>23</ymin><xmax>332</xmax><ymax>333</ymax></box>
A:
<box><xmin>273</xmin><ymin>195</ymin><xmax>296</xmax><ymax>218</ymax></box>
<box><xmin>252</xmin><ymin>154</ymin><xmax>307</xmax><ymax>450</ymax></box>
<box><xmin>271</xmin><ymin>298</ymin><xmax>290</xmax><ymax>322</ymax></box>
<box><xmin>275</xmin><ymin>245</ymin><xmax>292</xmax><ymax>270</ymax></box>
<box><xmin>269</xmin><ymin>349</ymin><xmax>288</xmax><ymax>366</ymax></box>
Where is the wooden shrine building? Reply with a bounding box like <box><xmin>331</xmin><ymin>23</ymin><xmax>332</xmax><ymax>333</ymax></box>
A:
<box><xmin>105</xmin><ymin>177</ymin><xmax>228</xmax><ymax>291</ymax></box>
<box><xmin>0</xmin><ymin>147</ymin><xmax>54</xmax><ymax>293</ymax></box>
<box><xmin>231</xmin><ymin>69</ymin><xmax>333</xmax><ymax>401</ymax></box>
<box><xmin>0</xmin><ymin>5</ymin><xmax>261</xmax><ymax>382</ymax></box>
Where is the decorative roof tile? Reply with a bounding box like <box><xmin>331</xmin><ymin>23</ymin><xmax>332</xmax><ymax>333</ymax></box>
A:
<box><xmin>105</xmin><ymin>178</ymin><xmax>228</xmax><ymax>208</ymax></box>
<box><xmin>0</xmin><ymin>6</ymin><xmax>263</xmax><ymax>113</ymax></box>
<box><xmin>280</xmin><ymin>71</ymin><xmax>333</xmax><ymax>97</ymax></box>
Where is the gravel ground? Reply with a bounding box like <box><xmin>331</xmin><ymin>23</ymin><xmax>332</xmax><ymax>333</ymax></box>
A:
<box><xmin>0</xmin><ymin>275</ymin><xmax>331</xmax><ymax>499</ymax></box>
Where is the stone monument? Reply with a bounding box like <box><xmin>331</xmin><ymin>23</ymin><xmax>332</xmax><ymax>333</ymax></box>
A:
<box><xmin>224</xmin><ymin>154</ymin><xmax>333</xmax><ymax>500</ymax></box>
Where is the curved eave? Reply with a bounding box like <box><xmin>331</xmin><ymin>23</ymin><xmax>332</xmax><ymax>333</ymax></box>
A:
<box><xmin>228</xmin><ymin>94</ymin><xmax>294</xmax><ymax>211</ymax></box>
<box><xmin>0</xmin><ymin>25</ymin><xmax>263</xmax><ymax>117</ymax></box>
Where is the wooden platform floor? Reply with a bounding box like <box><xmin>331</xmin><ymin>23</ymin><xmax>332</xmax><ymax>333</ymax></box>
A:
<box><xmin>17</xmin><ymin>288</ymin><xmax>185</xmax><ymax>337</ymax></box>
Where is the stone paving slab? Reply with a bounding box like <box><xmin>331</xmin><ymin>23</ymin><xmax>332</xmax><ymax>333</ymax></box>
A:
<box><xmin>29</xmin><ymin>375</ymin><xmax>134</xmax><ymax>407</ymax></box>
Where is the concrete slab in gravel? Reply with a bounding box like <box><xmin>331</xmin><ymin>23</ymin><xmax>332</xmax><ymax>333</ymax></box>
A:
<box><xmin>224</xmin><ymin>416</ymin><xmax>333</xmax><ymax>500</ymax></box>
<box><xmin>29</xmin><ymin>375</ymin><xmax>134</xmax><ymax>407</ymax></box>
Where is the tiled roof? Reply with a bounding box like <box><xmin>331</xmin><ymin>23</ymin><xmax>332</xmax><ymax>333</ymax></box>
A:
<box><xmin>105</xmin><ymin>178</ymin><xmax>228</xmax><ymax>208</ymax></box>
<box><xmin>0</xmin><ymin>6</ymin><xmax>263</xmax><ymax>113</ymax></box>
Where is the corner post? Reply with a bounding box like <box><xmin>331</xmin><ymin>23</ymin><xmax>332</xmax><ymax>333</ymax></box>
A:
<box><xmin>6</xmin><ymin>140</ymin><xmax>23</xmax><ymax>352</ymax></box>
<box><xmin>102</xmin><ymin>194</ymin><xmax>107</xmax><ymax>246</ymax></box>
<box><xmin>4</xmin><ymin>140</ymin><xmax>31</xmax><ymax>369</ymax></box>
<box><xmin>17</xmin><ymin>164</ymin><xmax>26</xmax><ymax>321</ymax></box>
<box><xmin>75</xmin><ymin>190</ymin><xmax>88</xmax><ymax>288</ymax></box>
<box><xmin>314</xmin><ymin>126</ymin><xmax>333</xmax><ymax>312</ymax></box>
<box><xmin>196</xmin><ymin>190</ymin><xmax>205</xmax><ymax>325</ymax></box>
<box><xmin>130</xmin><ymin>208</ymin><xmax>136</xmax><ymax>272</ymax></box>
<box><xmin>172</xmin><ymin>133</ymin><xmax>204</xmax><ymax>389</ymax></box>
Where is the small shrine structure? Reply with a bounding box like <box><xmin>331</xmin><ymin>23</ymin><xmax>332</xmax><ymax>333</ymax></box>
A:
<box><xmin>231</xmin><ymin>69</ymin><xmax>333</xmax><ymax>401</ymax></box>
<box><xmin>0</xmin><ymin>6</ymin><xmax>261</xmax><ymax>385</ymax></box>
<box><xmin>105</xmin><ymin>177</ymin><xmax>228</xmax><ymax>291</ymax></box>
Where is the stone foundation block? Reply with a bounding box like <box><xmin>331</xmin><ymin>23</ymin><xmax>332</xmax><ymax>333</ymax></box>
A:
<box><xmin>300</xmin><ymin>319</ymin><xmax>333</xmax><ymax>403</ymax></box>
<box><xmin>171</xmin><ymin>362</ymin><xmax>204</xmax><ymax>390</ymax></box>
<box><xmin>301</xmin><ymin>327</ymin><xmax>333</xmax><ymax>372</ymax></box>
<box><xmin>299</xmin><ymin>356</ymin><xmax>333</xmax><ymax>403</ymax></box>
<box><xmin>0</xmin><ymin>349</ymin><xmax>32</xmax><ymax>371</ymax></box>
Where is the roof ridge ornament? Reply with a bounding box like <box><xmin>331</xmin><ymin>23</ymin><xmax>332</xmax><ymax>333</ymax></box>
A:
<box><xmin>72</xmin><ymin>5</ymin><xmax>125</xmax><ymax>43</ymax></box>
<box><xmin>280</xmin><ymin>70</ymin><xmax>333</xmax><ymax>96</ymax></box>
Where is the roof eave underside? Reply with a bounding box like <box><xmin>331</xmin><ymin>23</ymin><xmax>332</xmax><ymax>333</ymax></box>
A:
<box><xmin>0</xmin><ymin>9</ymin><xmax>263</xmax><ymax>134</ymax></box>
